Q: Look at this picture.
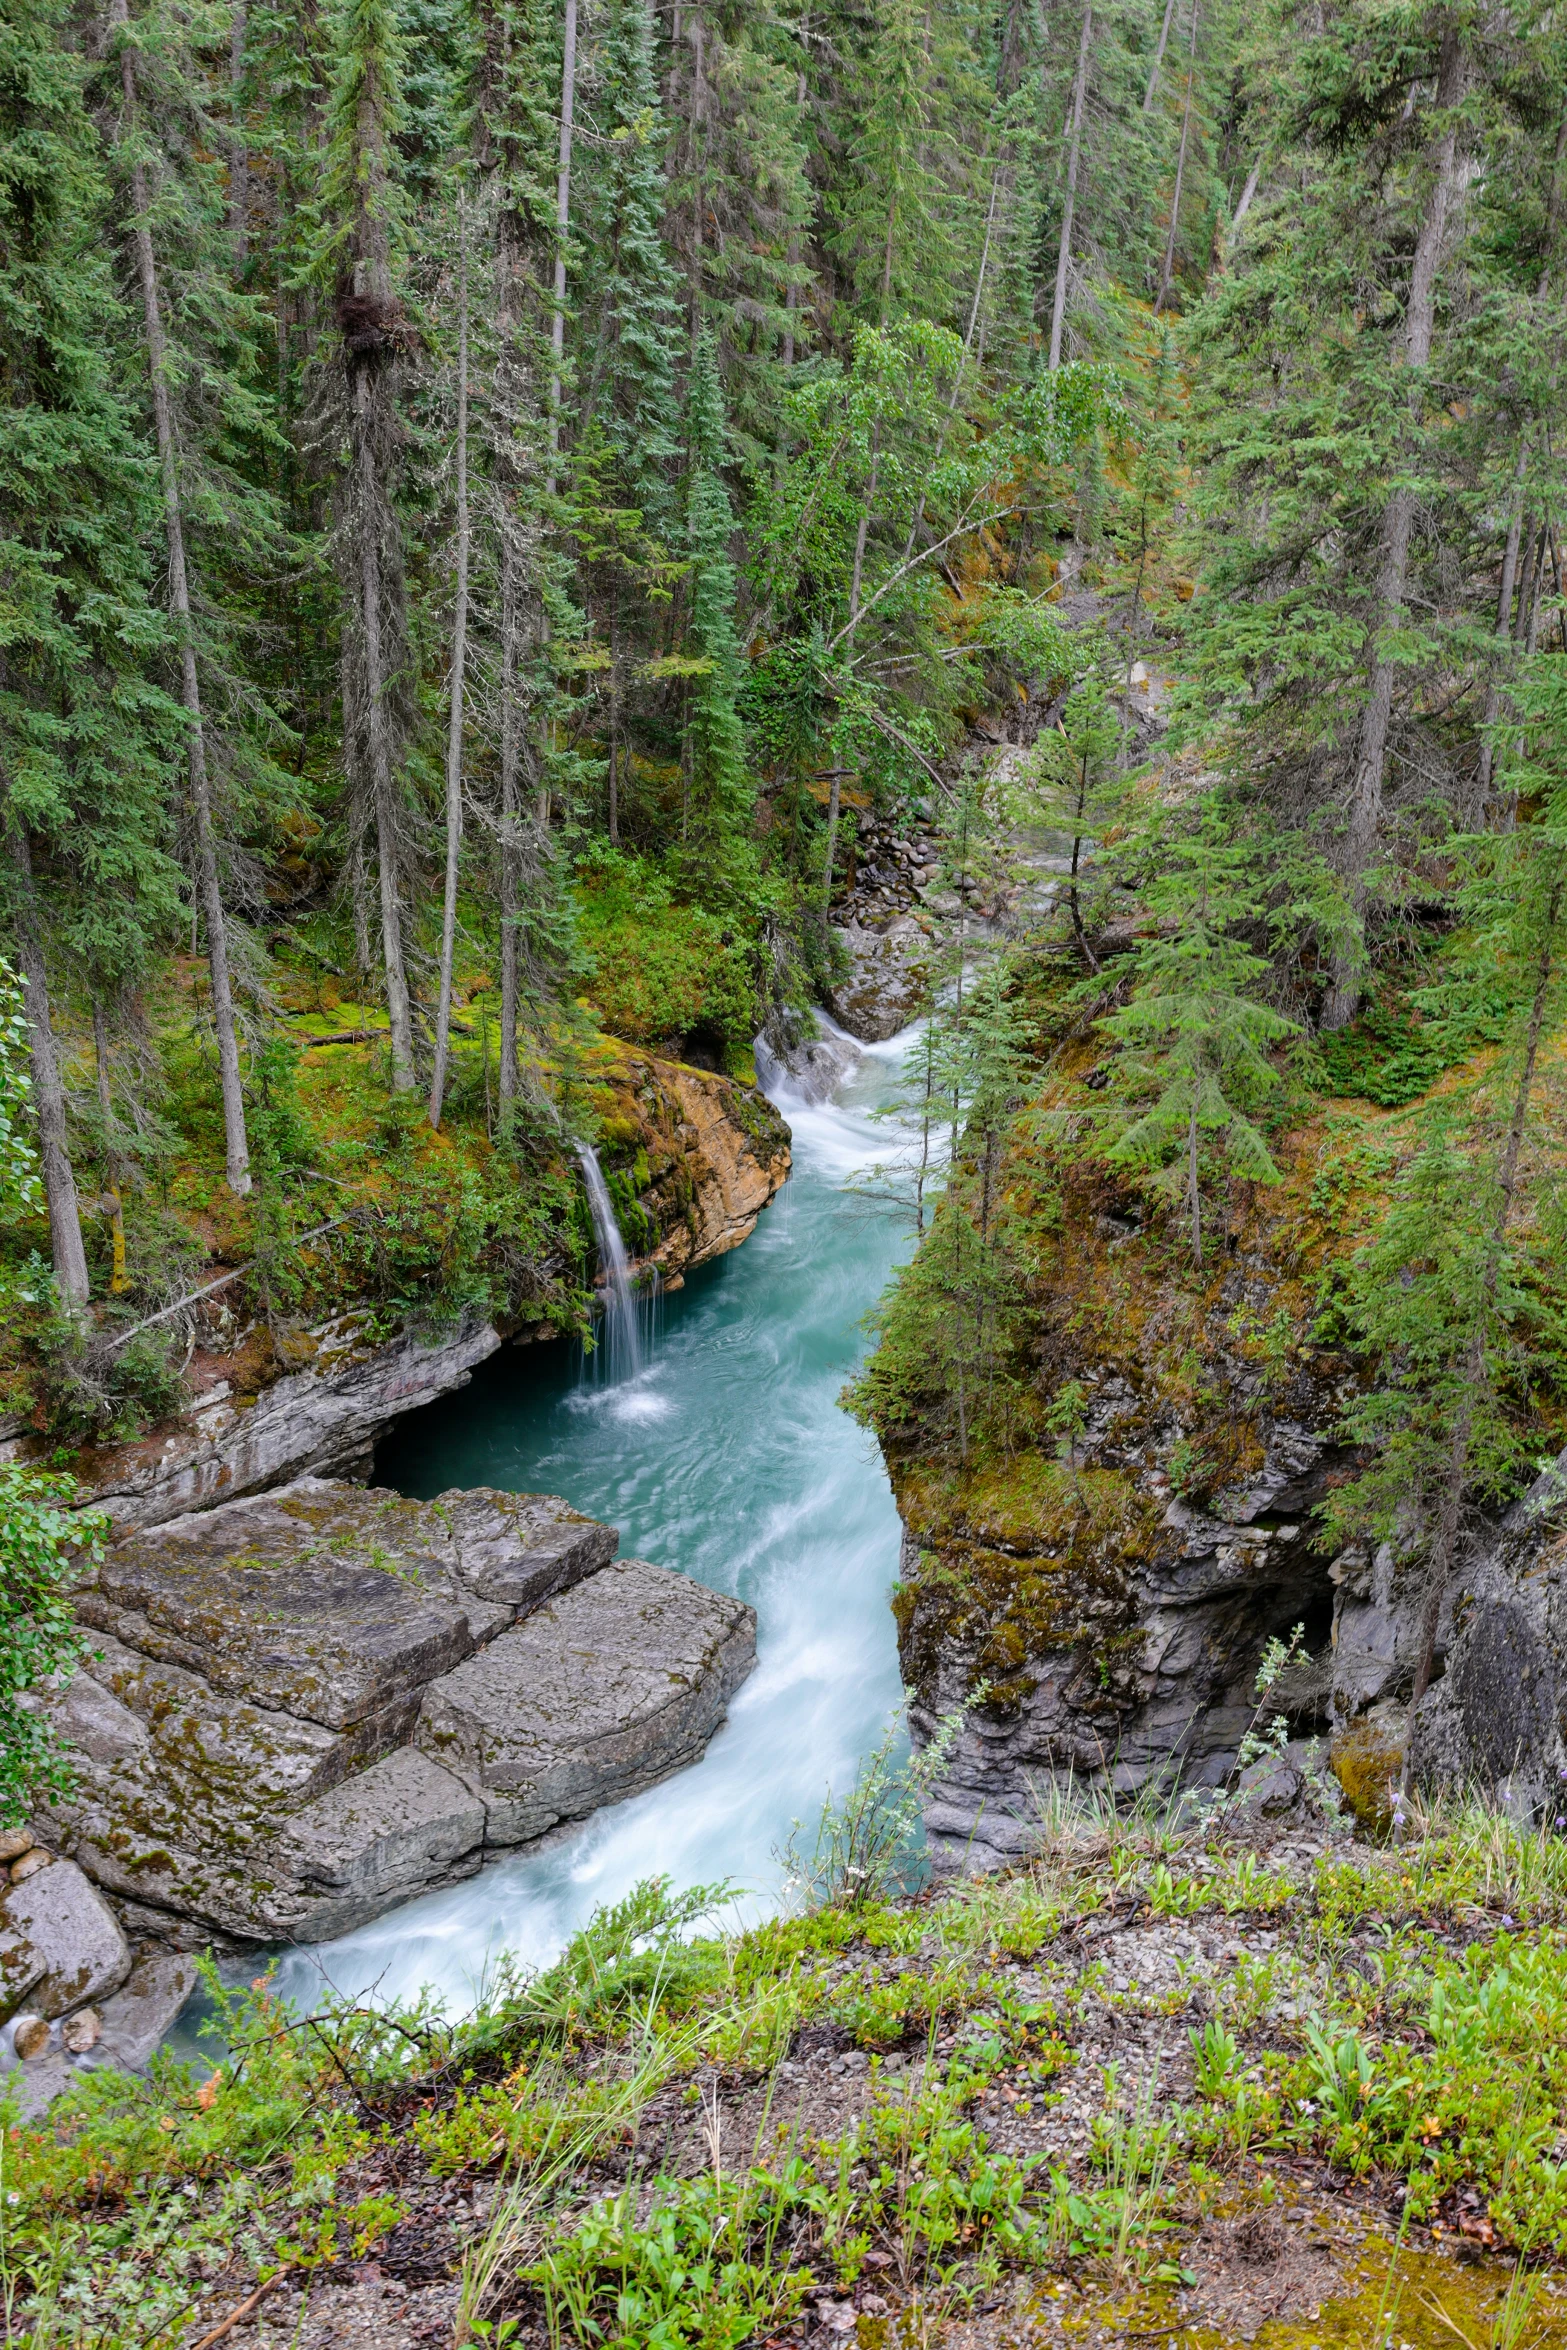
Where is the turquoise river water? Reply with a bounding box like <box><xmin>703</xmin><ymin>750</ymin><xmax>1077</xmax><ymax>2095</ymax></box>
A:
<box><xmin>267</xmin><ymin>1028</ymin><xmax>919</xmax><ymax>2019</ymax></box>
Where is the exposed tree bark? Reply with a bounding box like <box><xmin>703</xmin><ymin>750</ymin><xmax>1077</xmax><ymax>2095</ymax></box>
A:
<box><xmin>10</xmin><ymin>827</ymin><xmax>88</xmax><ymax>1304</ymax></box>
<box><xmin>228</xmin><ymin>0</ymin><xmax>249</xmax><ymax>265</ymax></box>
<box><xmin>1154</xmin><ymin>0</ymin><xmax>1198</xmax><ymax>313</ymax></box>
<box><xmin>1048</xmin><ymin>2</ymin><xmax>1092</xmax><ymax>372</ymax></box>
<box><xmin>1229</xmin><ymin>155</ymin><xmax>1261</xmax><ymax>233</ymax></box>
<box><xmin>1323</xmin><ymin>20</ymin><xmax>1465</xmax><ymax>1029</ymax></box>
<box><xmin>498</xmin><ymin>539</ymin><xmax>522</xmax><ymax>1122</ymax></box>
<box><xmin>429</xmin><ymin>199</ymin><xmax>470</xmax><ymax>1131</ymax></box>
<box><xmin>1143</xmin><ymin>0</ymin><xmax>1178</xmax><ymax>112</ymax></box>
<box><xmin>111</xmin><ymin>0</ymin><xmax>251</xmax><ymax>1191</ymax></box>
<box><xmin>546</xmin><ymin>0</ymin><xmax>578</xmax><ymax>493</ymax></box>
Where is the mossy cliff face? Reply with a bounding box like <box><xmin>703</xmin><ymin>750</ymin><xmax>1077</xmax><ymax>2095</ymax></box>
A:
<box><xmin>881</xmin><ymin>1104</ymin><xmax>1435</xmax><ymax>1867</ymax></box>
<box><xmin>580</xmin><ymin>1040</ymin><xmax>791</xmax><ymax>1287</ymax></box>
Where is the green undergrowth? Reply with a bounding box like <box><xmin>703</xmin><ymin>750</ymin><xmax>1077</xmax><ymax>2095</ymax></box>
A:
<box><xmin>10</xmin><ymin>1803</ymin><xmax>1567</xmax><ymax>2345</ymax></box>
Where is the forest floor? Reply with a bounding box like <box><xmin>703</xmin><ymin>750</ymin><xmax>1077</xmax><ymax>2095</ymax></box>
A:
<box><xmin>7</xmin><ymin>1799</ymin><xmax>1567</xmax><ymax>2350</ymax></box>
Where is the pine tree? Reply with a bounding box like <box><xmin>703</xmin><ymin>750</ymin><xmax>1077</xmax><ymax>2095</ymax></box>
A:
<box><xmin>318</xmin><ymin>0</ymin><xmax>419</xmax><ymax>1090</ymax></box>
<box><xmin>0</xmin><ymin>0</ymin><xmax>183</xmax><ymax>1299</ymax></box>
<box><xmin>1063</xmin><ymin>810</ymin><xmax>1300</xmax><ymax>1267</ymax></box>
<box><xmin>670</xmin><ymin>330</ymin><xmax>751</xmax><ymax>907</ymax></box>
<box><xmin>574</xmin><ymin>0</ymin><xmax>681</xmax><ymax>533</ymax></box>
<box><xmin>105</xmin><ymin>0</ymin><xmax>257</xmax><ymax>1195</ymax></box>
<box><xmin>1325</xmin><ymin>657</ymin><xmax>1567</xmax><ymax>1723</ymax></box>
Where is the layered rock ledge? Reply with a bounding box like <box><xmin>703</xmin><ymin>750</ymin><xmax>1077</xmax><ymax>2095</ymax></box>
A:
<box><xmin>33</xmin><ymin>1478</ymin><xmax>756</xmax><ymax>1944</ymax></box>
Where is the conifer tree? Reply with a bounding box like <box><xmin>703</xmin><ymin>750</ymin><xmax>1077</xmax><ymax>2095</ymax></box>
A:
<box><xmin>670</xmin><ymin>331</ymin><xmax>750</xmax><ymax>902</ymax></box>
<box><xmin>575</xmin><ymin>0</ymin><xmax>681</xmax><ymax>531</ymax></box>
<box><xmin>1326</xmin><ymin>658</ymin><xmax>1567</xmax><ymax>1720</ymax></box>
<box><xmin>106</xmin><ymin>0</ymin><xmax>253</xmax><ymax>1195</ymax></box>
<box><xmin>319</xmin><ymin>0</ymin><xmax>419</xmax><ymax>1091</ymax></box>
<box><xmin>1058</xmin><ymin>813</ymin><xmax>1299</xmax><ymax>1266</ymax></box>
<box><xmin>0</xmin><ymin>0</ymin><xmax>183</xmax><ymax>1298</ymax></box>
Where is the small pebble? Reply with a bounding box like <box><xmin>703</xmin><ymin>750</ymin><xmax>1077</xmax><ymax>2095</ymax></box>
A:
<box><xmin>0</xmin><ymin>1828</ymin><xmax>34</xmax><ymax>1864</ymax></box>
<box><xmin>10</xmin><ymin>1848</ymin><xmax>52</xmax><ymax>1884</ymax></box>
<box><xmin>12</xmin><ymin>2014</ymin><xmax>51</xmax><ymax>2061</ymax></box>
<box><xmin>62</xmin><ymin>2008</ymin><xmax>101</xmax><ymax>2054</ymax></box>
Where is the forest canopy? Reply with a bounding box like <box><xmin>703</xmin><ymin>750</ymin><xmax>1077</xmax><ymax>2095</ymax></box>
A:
<box><xmin>1</xmin><ymin>0</ymin><xmax>1564</xmax><ymax>1479</ymax></box>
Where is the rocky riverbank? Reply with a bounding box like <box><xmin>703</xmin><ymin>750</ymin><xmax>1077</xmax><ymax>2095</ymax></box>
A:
<box><xmin>875</xmin><ymin>1086</ymin><xmax>1567</xmax><ymax>1868</ymax></box>
<box><xmin>32</xmin><ymin>1477</ymin><xmax>754</xmax><ymax>1947</ymax></box>
<box><xmin>2</xmin><ymin>1476</ymin><xmax>754</xmax><ymax>2108</ymax></box>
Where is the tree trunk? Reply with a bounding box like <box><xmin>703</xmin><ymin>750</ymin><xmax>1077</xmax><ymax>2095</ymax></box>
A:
<box><xmin>429</xmin><ymin>202</ymin><xmax>471</xmax><ymax>1131</ymax></box>
<box><xmin>228</xmin><ymin>0</ymin><xmax>249</xmax><ymax>265</ymax></box>
<box><xmin>1323</xmin><ymin>20</ymin><xmax>1464</xmax><ymax>1029</ymax></box>
<box><xmin>1229</xmin><ymin>156</ymin><xmax>1261</xmax><ymax>233</ymax></box>
<box><xmin>821</xmin><ymin>771</ymin><xmax>841</xmax><ymax>906</ymax></box>
<box><xmin>1478</xmin><ymin>445</ymin><xmax>1528</xmax><ymax>801</ymax></box>
<box><xmin>1524</xmin><ymin>521</ymin><xmax>1549</xmax><ymax>657</ymax></box>
<box><xmin>10</xmin><ymin>827</ymin><xmax>88</xmax><ymax>1304</ymax></box>
<box><xmin>1154</xmin><ymin>0</ymin><xmax>1198</xmax><ymax>312</ymax></box>
<box><xmin>93</xmin><ymin>1000</ymin><xmax>129</xmax><ymax>1294</ymax></box>
<box><xmin>1187</xmin><ymin>1093</ymin><xmax>1202</xmax><ymax>1268</ymax></box>
<box><xmin>1048</xmin><ymin>3</ymin><xmax>1092</xmax><ymax>371</ymax></box>
<box><xmin>499</xmin><ymin>541</ymin><xmax>522</xmax><ymax>1122</ymax></box>
<box><xmin>546</xmin><ymin>0</ymin><xmax>579</xmax><ymax>494</ymax></box>
<box><xmin>1143</xmin><ymin>0</ymin><xmax>1177</xmax><ymax>111</ymax></box>
<box><xmin>1405</xmin><ymin>854</ymin><xmax>1567</xmax><ymax>1751</ymax></box>
<box><xmin>356</xmin><ymin>364</ymin><xmax>417</xmax><ymax>1091</ymax></box>
<box><xmin>113</xmin><ymin>0</ymin><xmax>252</xmax><ymax>1194</ymax></box>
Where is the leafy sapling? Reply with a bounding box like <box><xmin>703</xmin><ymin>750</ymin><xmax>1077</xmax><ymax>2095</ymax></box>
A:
<box><xmin>0</xmin><ymin>1467</ymin><xmax>106</xmax><ymax>1825</ymax></box>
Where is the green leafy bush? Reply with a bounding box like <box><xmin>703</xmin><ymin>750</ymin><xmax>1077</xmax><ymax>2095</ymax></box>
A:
<box><xmin>0</xmin><ymin>1464</ymin><xmax>105</xmax><ymax>1824</ymax></box>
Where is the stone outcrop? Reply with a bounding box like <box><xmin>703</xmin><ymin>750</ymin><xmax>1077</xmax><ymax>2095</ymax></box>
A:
<box><xmin>2</xmin><ymin>1951</ymin><xmax>201</xmax><ymax>2120</ymax></box>
<box><xmin>878</xmin><ymin>1118</ymin><xmax>1422</xmax><ymax>1868</ymax></box>
<box><xmin>39</xmin><ymin>1318</ymin><xmax>504</xmax><ymax>1537</ymax></box>
<box><xmin>1407</xmin><ymin>1445</ymin><xmax>1567</xmax><ymax>1813</ymax></box>
<box><xmin>579</xmin><ymin>1045</ymin><xmax>790</xmax><ymax>1292</ymax></box>
<box><xmin>886</xmin><ymin>1079</ymin><xmax>1567</xmax><ymax>1862</ymax></box>
<box><xmin>35</xmin><ymin>1478</ymin><xmax>756</xmax><ymax>1942</ymax></box>
<box><xmin>0</xmin><ymin>1048</ymin><xmax>788</xmax><ymax>1536</ymax></box>
<box><xmin>900</xmin><ymin>1408</ymin><xmax>1359</xmax><ymax>1872</ymax></box>
<box><xmin>829</xmin><ymin>916</ymin><xmax>931</xmax><ymax>1043</ymax></box>
<box><xmin>0</xmin><ymin>1855</ymin><xmax>131</xmax><ymax>2022</ymax></box>
<box><xmin>636</xmin><ymin>1064</ymin><xmax>792</xmax><ymax>1283</ymax></box>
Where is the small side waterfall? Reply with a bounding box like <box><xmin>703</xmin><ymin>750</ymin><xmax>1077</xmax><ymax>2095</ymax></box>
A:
<box><xmin>577</xmin><ymin>1145</ymin><xmax>644</xmax><ymax>1383</ymax></box>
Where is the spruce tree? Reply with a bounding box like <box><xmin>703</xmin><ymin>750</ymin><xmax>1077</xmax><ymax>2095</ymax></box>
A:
<box><xmin>105</xmin><ymin>0</ymin><xmax>256</xmax><ymax>1195</ymax></box>
<box><xmin>0</xmin><ymin>0</ymin><xmax>183</xmax><ymax>1298</ymax></box>
<box><xmin>318</xmin><ymin>0</ymin><xmax>418</xmax><ymax>1092</ymax></box>
<box><xmin>1061</xmin><ymin>810</ymin><xmax>1299</xmax><ymax>1267</ymax></box>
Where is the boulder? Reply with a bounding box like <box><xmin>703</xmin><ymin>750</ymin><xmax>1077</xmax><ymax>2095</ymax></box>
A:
<box><xmin>417</xmin><ymin>1558</ymin><xmax>758</xmax><ymax>1844</ymax></box>
<box><xmin>40</xmin><ymin>1481</ymin><xmax>756</xmax><ymax>1941</ymax></box>
<box><xmin>62</xmin><ymin>1318</ymin><xmax>504</xmax><ymax>1536</ymax></box>
<box><xmin>90</xmin><ymin>1953</ymin><xmax>201</xmax><ymax>2071</ymax></box>
<box><xmin>1409</xmin><ymin>1446</ymin><xmax>1567</xmax><ymax>1813</ymax></box>
<box><xmin>0</xmin><ymin>1859</ymin><xmax>130</xmax><ymax>2022</ymax></box>
<box><xmin>828</xmin><ymin>917</ymin><xmax>930</xmax><ymax>1043</ymax></box>
<box><xmin>277</xmin><ymin>1748</ymin><xmax>487</xmax><ymax>1942</ymax></box>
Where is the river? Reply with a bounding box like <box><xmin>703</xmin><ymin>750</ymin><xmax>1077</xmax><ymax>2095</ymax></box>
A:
<box><xmin>267</xmin><ymin>1026</ymin><xmax>919</xmax><ymax>2020</ymax></box>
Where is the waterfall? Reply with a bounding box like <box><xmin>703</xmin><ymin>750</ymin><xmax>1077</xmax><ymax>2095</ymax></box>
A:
<box><xmin>577</xmin><ymin>1145</ymin><xmax>643</xmax><ymax>1383</ymax></box>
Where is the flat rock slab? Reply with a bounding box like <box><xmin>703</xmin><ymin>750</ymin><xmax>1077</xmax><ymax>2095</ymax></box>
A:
<box><xmin>278</xmin><ymin>1747</ymin><xmax>488</xmax><ymax>1942</ymax></box>
<box><xmin>417</xmin><ymin>1558</ymin><xmax>757</xmax><ymax>1844</ymax></box>
<box><xmin>42</xmin><ymin>1482</ymin><xmax>750</xmax><ymax>1945</ymax></box>
<box><xmin>0</xmin><ymin>1860</ymin><xmax>130</xmax><ymax>2024</ymax></box>
<box><xmin>79</xmin><ymin>1488</ymin><xmax>477</xmax><ymax>1730</ymax></box>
